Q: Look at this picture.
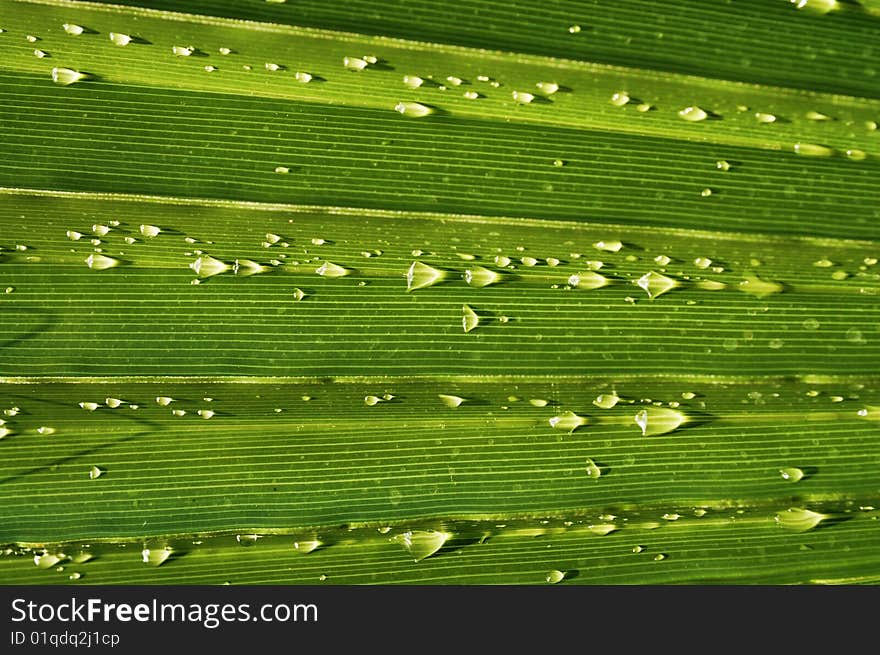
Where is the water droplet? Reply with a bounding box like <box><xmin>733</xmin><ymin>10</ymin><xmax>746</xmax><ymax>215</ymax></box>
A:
<box><xmin>364</xmin><ymin>395</ymin><xmax>383</xmax><ymax>406</ymax></box>
<box><xmin>755</xmin><ymin>112</ymin><xmax>776</xmax><ymax>123</ymax></box>
<box><xmin>197</xmin><ymin>409</ymin><xmax>215</xmax><ymax>419</ymax></box>
<box><xmin>104</xmin><ymin>397</ymin><xmax>123</xmax><ymax>409</ymax></box>
<box><xmin>463</xmin><ymin>90</ymin><xmax>479</xmax><ymax>100</ymax></box>
<box><xmin>678</xmin><ymin>106</ymin><xmax>707</xmax><ymax>122</ymax></box>
<box><xmin>142</xmin><ymin>546</ymin><xmax>172</xmax><ymax>566</ymax></box>
<box><xmin>512</xmin><ymin>90</ymin><xmax>535</xmax><ymax>104</ymax></box>
<box><xmin>536</xmin><ymin>81</ymin><xmax>559</xmax><ymax>95</ymax></box>
<box><xmin>88</xmin><ymin>465</ymin><xmax>104</xmax><ymax>480</ymax></box>
<box><xmin>568</xmin><ymin>24</ymin><xmax>581</xmax><ymax>34</ymax></box>
<box><xmin>63</xmin><ymin>23</ymin><xmax>84</xmax><ymax>35</ymax></box>
<box><xmin>292</xmin><ymin>288</ymin><xmax>306</xmax><ymax>301</ymax></box>
<box><xmin>636</xmin><ymin>103</ymin><xmax>653</xmax><ymax>112</ymax></box>
<box><xmin>593</xmin><ymin>393</ymin><xmax>619</xmax><ymax>409</ymax></box>
<box><xmin>4</xmin><ymin>286</ymin><xmax>13</xmax><ymax>294</ymax></box>
<box><xmin>34</xmin><ymin>553</ymin><xmax>63</xmax><ymax>569</ymax></box>
<box><xmin>814</xmin><ymin>258</ymin><xmax>833</xmax><ymax>268</ymax></box>
<box><xmin>632</xmin><ymin>545</ymin><xmax>644</xmax><ymax>553</ymax></box>
<box><xmin>845</xmin><ymin>149</ymin><xmax>867</xmax><ymax>161</ymax></box>
<box><xmin>343</xmin><ymin>56</ymin><xmax>368</xmax><ymax>71</ymax></box>
<box><xmin>593</xmin><ymin>240</ymin><xmax>622</xmax><ymax>252</ymax></box>
<box><xmin>568</xmin><ymin>271</ymin><xmax>609</xmax><ymax>290</ymax></box>
<box><xmin>857</xmin><ymin>406</ymin><xmax>880</xmax><ymax>420</ymax></box>
<box><xmin>637</xmin><ymin>271</ymin><xmax>677</xmax><ymax>299</ymax></box>
<box><xmin>794</xmin><ymin>143</ymin><xmax>834</xmax><ymax>157</ymax></box>
<box><xmin>190</xmin><ymin>255</ymin><xmax>228</xmax><ymax>278</ymax></box>
<box><xmin>545</xmin><ymin>569</ymin><xmax>565</xmax><ymax>584</ymax></box>
<box><xmin>139</xmin><ymin>224</ymin><xmax>160</xmax><ymax>238</ymax></box>
<box><xmin>463</xmin><ymin>265</ymin><xmax>501</xmax><ymax>288</ymax></box>
<box><xmin>172</xmin><ymin>45</ymin><xmax>193</xmax><ymax>56</ymax></box>
<box><xmin>716</xmin><ymin>160</ymin><xmax>731</xmax><ymax>171</ymax></box>
<box><xmin>681</xmin><ymin>392</ymin><xmax>696</xmax><ymax>400</ymax></box>
<box><xmin>653</xmin><ymin>553</ymin><xmax>667</xmax><ymax>561</ymax></box>
<box><xmin>634</xmin><ymin>407</ymin><xmax>686</xmax><ymax>436</ymax></box>
<box><xmin>392</xmin><ymin>530</ymin><xmax>451</xmax><ymax>562</ymax></box>
<box><xmin>830</xmin><ymin>269</ymin><xmax>848</xmax><ymax>281</ymax></box>
<box><xmin>156</xmin><ymin>396</ymin><xmax>174</xmax><ymax>407</ymax></box>
<box><xmin>172</xmin><ymin>409</ymin><xmax>186</xmax><ymax>417</ymax></box>
<box><xmin>34</xmin><ymin>49</ymin><xmax>47</xmax><ymax>58</ymax></box>
<box><xmin>653</xmin><ymin>254</ymin><xmax>671</xmax><ymax>266</ymax></box>
<box><xmin>780</xmin><ymin>467</ymin><xmax>804</xmax><ymax>482</ymax></box>
<box><xmin>439</xmin><ymin>394</ymin><xmax>464</xmax><ymax>408</ymax></box>
<box><xmin>462</xmin><ymin>305</ymin><xmax>479</xmax><ymax>333</ymax></box>
<box><xmin>694</xmin><ymin>256</ymin><xmax>712</xmax><ymax>269</ymax></box>
<box><xmin>585</xmin><ymin>458</ymin><xmax>601</xmax><ymax>480</ymax></box>
<box><xmin>109</xmin><ymin>32</ymin><xmax>131</xmax><ymax>46</ymax></box>
<box><xmin>548</xmin><ymin>411</ymin><xmax>588</xmax><ymax>432</ymax></box>
<box><xmin>700</xmin><ymin>188</ymin><xmax>713</xmax><ymax>197</ymax></box>
<box><xmin>662</xmin><ymin>513</ymin><xmax>681</xmax><ymax>521</ymax></box>
<box><xmin>401</xmin><ymin>74</ymin><xmax>424</xmax><ymax>89</ymax></box>
<box><xmin>36</xmin><ymin>426</ymin><xmax>55</xmax><ymax>435</ymax></box>
<box><xmin>610</xmin><ymin>91</ymin><xmax>630</xmax><ymax>106</ymax></box>
<box><xmin>739</xmin><ymin>273</ymin><xmax>782</xmax><ymax>298</ymax></box>
<box><xmin>529</xmin><ymin>399</ymin><xmax>548</xmax><ymax>407</ymax></box>
<box><xmin>406</xmin><ymin>261</ymin><xmax>445</xmax><ymax>291</ymax></box>
<box><xmin>775</xmin><ymin>508</ymin><xmax>826</xmax><ymax>532</ymax></box>
<box><xmin>791</xmin><ymin>0</ymin><xmax>838</xmax><ymax>14</ymax></box>
<box><xmin>521</xmin><ymin>256</ymin><xmax>538</xmax><ymax>266</ymax></box>
<box><xmin>79</xmin><ymin>401</ymin><xmax>100</xmax><ymax>411</ymax></box>
<box><xmin>233</xmin><ymin>259</ymin><xmax>266</xmax><ymax>276</ymax></box>
<box><xmin>693</xmin><ymin>508</ymin><xmax>707</xmax><ymax>517</ymax></box>
<box><xmin>217</xmin><ymin>47</ymin><xmax>232</xmax><ymax>55</ymax></box>
<box><xmin>316</xmin><ymin>261</ymin><xmax>349</xmax><ymax>277</ymax></box>
<box><xmin>52</xmin><ymin>67</ymin><xmax>84</xmax><ymax>86</ymax></box>
<box><xmin>26</xmin><ymin>35</ymin><xmax>38</xmax><ymax>42</ymax></box>
<box><xmin>394</xmin><ymin>101</ymin><xmax>432</xmax><ymax>117</ymax></box>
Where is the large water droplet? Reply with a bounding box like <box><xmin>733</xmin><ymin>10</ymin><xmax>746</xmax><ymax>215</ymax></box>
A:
<box><xmin>63</xmin><ymin>23</ymin><xmax>84</xmax><ymax>35</ymax></box>
<box><xmin>794</xmin><ymin>143</ymin><xmax>834</xmax><ymax>157</ymax></box>
<box><xmin>438</xmin><ymin>394</ymin><xmax>465</xmax><ymax>408</ymax></box>
<box><xmin>610</xmin><ymin>91</ymin><xmax>630</xmax><ymax>107</ymax></box>
<box><xmin>109</xmin><ymin>32</ymin><xmax>131</xmax><ymax>46</ymax></box>
<box><xmin>678</xmin><ymin>106</ymin><xmax>707</xmax><ymax>122</ymax></box>
<box><xmin>545</xmin><ymin>569</ymin><xmax>565</xmax><ymax>583</ymax></box>
<box><xmin>394</xmin><ymin>101</ymin><xmax>432</xmax><ymax>118</ymax></box>
<box><xmin>593</xmin><ymin>393</ymin><xmax>619</xmax><ymax>409</ymax></box>
<box><xmin>637</xmin><ymin>271</ymin><xmax>677</xmax><ymax>299</ymax></box>
<box><xmin>462</xmin><ymin>305</ymin><xmax>479</xmax><ymax>333</ymax></box>
<box><xmin>233</xmin><ymin>259</ymin><xmax>266</xmax><ymax>276</ymax></box>
<box><xmin>536</xmin><ymin>81</ymin><xmax>559</xmax><ymax>95</ymax></box>
<box><xmin>634</xmin><ymin>407</ymin><xmax>686</xmax><ymax>436</ymax></box>
<box><xmin>190</xmin><ymin>255</ymin><xmax>228</xmax><ymax>278</ymax></box>
<box><xmin>316</xmin><ymin>261</ymin><xmax>349</xmax><ymax>277</ymax></box>
<box><xmin>548</xmin><ymin>411</ymin><xmax>588</xmax><ymax>433</ymax></box>
<box><xmin>464</xmin><ymin>265</ymin><xmax>501</xmax><ymax>287</ymax></box>
<box><xmin>780</xmin><ymin>467</ymin><xmax>804</xmax><ymax>482</ymax></box>
<box><xmin>139</xmin><ymin>224</ymin><xmax>160</xmax><ymax>238</ymax></box>
<box><xmin>343</xmin><ymin>56</ymin><xmax>368</xmax><ymax>71</ymax></box>
<box><xmin>142</xmin><ymin>547</ymin><xmax>173</xmax><ymax>566</ymax></box>
<box><xmin>294</xmin><ymin>539</ymin><xmax>322</xmax><ymax>554</ymax></box>
<box><xmin>51</xmin><ymin>68</ymin><xmax>84</xmax><ymax>85</ymax></box>
<box><xmin>775</xmin><ymin>508</ymin><xmax>826</xmax><ymax>532</ymax></box>
<box><xmin>406</xmin><ymin>261</ymin><xmax>445</xmax><ymax>291</ymax></box>
<box><xmin>392</xmin><ymin>530</ymin><xmax>451</xmax><ymax>562</ymax></box>
<box><xmin>568</xmin><ymin>271</ymin><xmax>609</xmax><ymax>290</ymax></box>
<box><xmin>34</xmin><ymin>553</ymin><xmax>64</xmax><ymax>569</ymax></box>
<box><xmin>512</xmin><ymin>90</ymin><xmax>535</xmax><ymax>104</ymax></box>
<box><xmin>739</xmin><ymin>273</ymin><xmax>782</xmax><ymax>298</ymax></box>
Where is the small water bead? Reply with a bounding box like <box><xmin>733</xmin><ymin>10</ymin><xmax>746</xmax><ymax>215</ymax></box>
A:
<box><xmin>52</xmin><ymin>67</ymin><xmax>84</xmax><ymax>86</ymax></box>
<box><xmin>456</xmin><ymin>253</ymin><xmax>476</xmax><ymax>261</ymax></box>
<box><xmin>172</xmin><ymin>409</ymin><xmax>186</xmax><ymax>417</ymax></box>
<box><xmin>402</xmin><ymin>74</ymin><xmax>424</xmax><ymax>89</ymax></box>
<box><xmin>392</xmin><ymin>530</ymin><xmax>451</xmax><ymax>562</ymax></box>
<box><xmin>265</xmin><ymin>63</ymin><xmax>282</xmax><ymax>72</ymax></box>
<box><xmin>197</xmin><ymin>409</ymin><xmax>215</xmax><ymax>419</ymax></box>
<box><xmin>548</xmin><ymin>411</ymin><xmax>588</xmax><ymax>432</ymax></box>
<box><xmin>218</xmin><ymin>47</ymin><xmax>232</xmax><ymax>55</ymax></box>
<box><xmin>791</xmin><ymin>0</ymin><xmax>838</xmax><ymax>14</ymax></box>
<box><xmin>865</xmin><ymin>258</ymin><xmax>878</xmax><ymax>266</ymax></box>
<box><xmin>568</xmin><ymin>271</ymin><xmax>608</xmax><ymax>290</ymax></box>
<box><xmin>846</xmin><ymin>149</ymin><xmax>867</xmax><ymax>161</ymax></box>
<box><xmin>394</xmin><ymin>101</ymin><xmax>432</xmax><ymax>117</ymax></box>
<box><xmin>343</xmin><ymin>56</ymin><xmax>368</xmax><ymax>71</ymax></box>
<box><xmin>653</xmin><ymin>554</ymin><xmax>667</xmax><ymax>561</ymax></box>
<box><xmin>593</xmin><ymin>240</ymin><xmax>622</xmax><ymax>253</ymax></box>
<box><xmin>79</xmin><ymin>401</ymin><xmax>100</xmax><ymax>411</ymax></box>
<box><xmin>805</xmin><ymin>110</ymin><xmax>831</xmax><ymax>121</ymax></box>
<box><xmin>88</xmin><ymin>466</ymin><xmax>104</xmax><ymax>480</ymax></box>
<box><xmin>590</xmin><ymin>524</ymin><xmax>617</xmax><ymax>536</ymax></box>
<box><xmin>610</xmin><ymin>91</ymin><xmax>630</xmax><ymax>106</ymax></box>
<box><xmin>493</xmin><ymin>255</ymin><xmax>511</xmax><ymax>268</ymax></box>
<box><xmin>636</xmin><ymin>103</ymin><xmax>653</xmax><ymax>112</ymax></box>
<box><xmin>632</xmin><ymin>545</ymin><xmax>644</xmax><ymax>553</ymax></box>
<box><xmin>105</xmin><ymin>397</ymin><xmax>123</xmax><ymax>409</ymax></box>
<box><xmin>142</xmin><ymin>547</ymin><xmax>173</xmax><ymax>566</ymax></box>
<box><xmin>364</xmin><ymin>395</ymin><xmax>383</xmax><ymax>406</ymax></box>
<box><xmin>662</xmin><ymin>513</ymin><xmax>681</xmax><ymax>521</ymax></box>
<box><xmin>814</xmin><ymin>259</ymin><xmax>833</xmax><ymax>268</ymax></box>
<box><xmin>739</xmin><ymin>273</ymin><xmax>782</xmax><ymax>298</ymax></box>
<box><xmin>512</xmin><ymin>90</ymin><xmax>535</xmax><ymax>104</ymax></box>
<box><xmin>635</xmin><ymin>407</ymin><xmax>686</xmax><ymax>436</ymax></box>
<box><xmin>694</xmin><ymin>257</ymin><xmax>712</xmax><ymax>269</ymax></box>
<box><xmin>438</xmin><ymin>394</ymin><xmax>465</xmax><ymax>408</ymax></box>
<box><xmin>546</xmin><ymin>569</ymin><xmax>565</xmax><ymax>584</ymax></box>
<box><xmin>406</xmin><ymin>261</ymin><xmax>445</xmax><ymax>291</ymax></box>
<box><xmin>775</xmin><ymin>508</ymin><xmax>826</xmax><ymax>532</ymax></box>
<box><xmin>754</xmin><ymin>112</ymin><xmax>776</xmax><ymax>123</ymax></box>
<box><xmin>831</xmin><ymin>270</ymin><xmax>848</xmax><ymax>281</ymax></box>
<box><xmin>156</xmin><ymin>397</ymin><xmax>174</xmax><ymax>406</ymax></box>
<box><xmin>794</xmin><ymin>143</ymin><xmax>834</xmax><ymax>157</ymax></box>
<box><xmin>172</xmin><ymin>45</ymin><xmax>194</xmax><ymax>56</ymax></box>
<box><xmin>463</xmin><ymin>90</ymin><xmax>479</xmax><ymax>100</ymax></box>
<box><xmin>294</xmin><ymin>71</ymin><xmax>313</xmax><ymax>83</ymax></box>
<box><xmin>68</xmin><ymin>572</ymin><xmax>82</xmax><ymax>581</ymax></box>
<box><xmin>63</xmin><ymin>23</ymin><xmax>84</xmax><ymax>35</ymax></box>
<box><xmin>780</xmin><ymin>467</ymin><xmax>804</xmax><ymax>482</ymax></box>
<box><xmin>34</xmin><ymin>49</ymin><xmax>48</xmax><ymax>58</ymax></box>
<box><xmin>593</xmin><ymin>393</ymin><xmax>619</xmax><ymax>409</ymax></box>
<box><xmin>109</xmin><ymin>32</ymin><xmax>131</xmax><ymax>46</ymax></box>
<box><xmin>568</xmin><ymin>24</ymin><xmax>581</xmax><ymax>33</ymax></box>
<box><xmin>137</xmin><ymin>224</ymin><xmax>160</xmax><ymax>239</ymax></box>
<box><xmin>4</xmin><ymin>286</ymin><xmax>12</xmax><ymax>294</ymax></box>
<box><xmin>654</xmin><ymin>254</ymin><xmax>671</xmax><ymax>266</ymax></box>
<box><xmin>462</xmin><ymin>305</ymin><xmax>479</xmax><ymax>333</ymax></box>
<box><xmin>26</xmin><ymin>34</ymin><xmax>38</xmax><ymax>42</ymax></box>
<box><xmin>294</xmin><ymin>539</ymin><xmax>322</xmax><ymax>554</ymax></box>
<box><xmin>464</xmin><ymin>265</ymin><xmax>501</xmax><ymax>287</ymax></box>
<box><xmin>678</xmin><ymin>106</ymin><xmax>707</xmax><ymax>122</ymax></box>
<box><xmin>585</xmin><ymin>458</ymin><xmax>601</xmax><ymax>480</ymax></box>
<box><xmin>292</xmin><ymin>288</ymin><xmax>306</xmax><ymax>301</ymax></box>
<box><xmin>188</xmin><ymin>254</ymin><xmax>229</xmax><ymax>279</ymax></box>
<box><xmin>529</xmin><ymin>399</ymin><xmax>549</xmax><ymax>407</ymax></box>
<box><xmin>521</xmin><ymin>256</ymin><xmax>538</xmax><ymax>266</ymax></box>
<box><xmin>34</xmin><ymin>553</ymin><xmax>64</xmax><ymax>569</ymax></box>
<box><xmin>316</xmin><ymin>261</ymin><xmax>349</xmax><ymax>277</ymax></box>
<box><xmin>536</xmin><ymin>81</ymin><xmax>559</xmax><ymax>95</ymax></box>
<box><xmin>716</xmin><ymin>160</ymin><xmax>731</xmax><ymax>171</ymax></box>
<box><xmin>857</xmin><ymin>406</ymin><xmax>880</xmax><ymax>420</ymax></box>
<box><xmin>36</xmin><ymin>426</ymin><xmax>55</xmax><ymax>435</ymax></box>
<box><xmin>636</xmin><ymin>271</ymin><xmax>677</xmax><ymax>299</ymax></box>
